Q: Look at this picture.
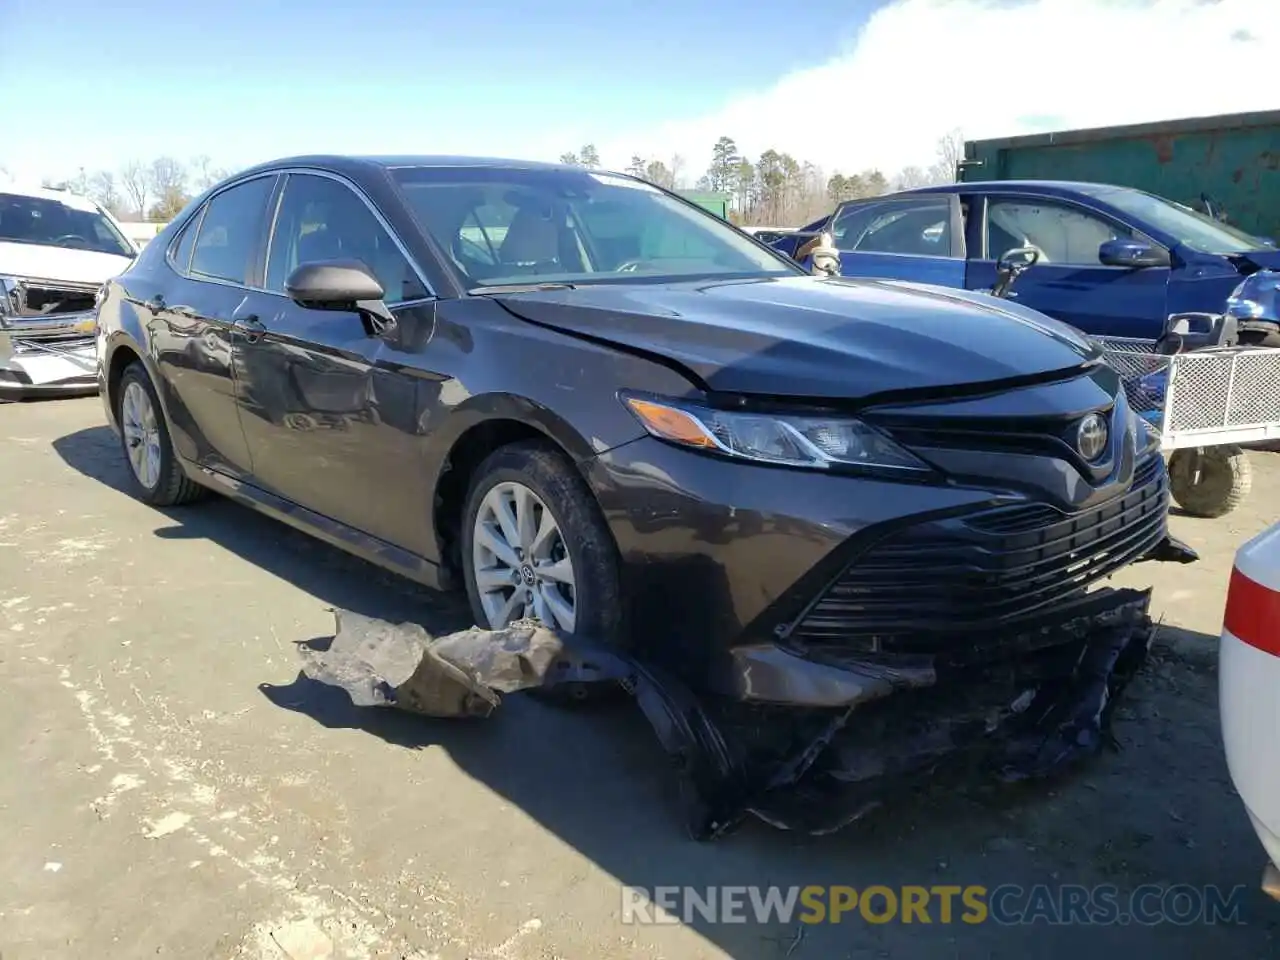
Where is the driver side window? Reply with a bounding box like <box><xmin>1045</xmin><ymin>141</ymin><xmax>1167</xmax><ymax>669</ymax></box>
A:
<box><xmin>985</xmin><ymin>199</ymin><xmax>1135</xmax><ymax>265</ymax></box>
<box><xmin>265</xmin><ymin>173</ymin><xmax>427</xmax><ymax>305</ymax></box>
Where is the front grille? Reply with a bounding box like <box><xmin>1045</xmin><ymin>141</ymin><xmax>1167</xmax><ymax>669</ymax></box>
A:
<box><xmin>3</xmin><ymin>278</ymin><xmax>97</xmax><ymax>319</ymax></box>
<box><xmin>789</xmin><ymin>454</ymin><xmax>1168</xmax><ymax>657</ymax></box>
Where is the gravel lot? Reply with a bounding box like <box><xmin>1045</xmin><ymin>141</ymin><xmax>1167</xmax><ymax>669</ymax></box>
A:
<box><xmin>2</xmin><ymin>395</ymin><xmax>1279</xmax><ymax>959</ymax></box>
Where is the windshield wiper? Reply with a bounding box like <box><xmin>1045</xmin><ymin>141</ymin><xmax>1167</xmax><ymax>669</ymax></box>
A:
<box><xmin>468</xmin><ymin>281</ymin><xmax>578</xmax><ymax>295</ymax></box>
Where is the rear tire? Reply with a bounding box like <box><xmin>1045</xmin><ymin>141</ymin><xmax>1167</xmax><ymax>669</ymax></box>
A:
<box><xmin>1168</xmin><ymin>445</ymin><xmax>1251</xmax><ymax>518</ymax></box>
<box><xmin>115</xmin><ymin>362</ymin><xmax>206</xmax><ymax>507</ymax></box>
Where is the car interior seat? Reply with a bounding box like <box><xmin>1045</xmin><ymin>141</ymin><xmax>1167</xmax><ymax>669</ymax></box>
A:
<box><xmin>498</xmin><ymin>205</ymin><xmax>562</xmax><ymax>274</ymax></box>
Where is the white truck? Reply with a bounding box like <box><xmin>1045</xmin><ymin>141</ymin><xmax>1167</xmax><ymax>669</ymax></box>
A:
<box><xmin>0</xmin><ymin>183</ymin><xmax>138</xmax><ymax>399</ymax></box>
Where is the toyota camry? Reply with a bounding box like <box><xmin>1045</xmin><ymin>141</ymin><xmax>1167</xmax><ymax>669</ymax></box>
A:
<box><xmin>94</xmin><ymin>155</ymin><xmax>1175</xmax><ymax>704</ymax></box>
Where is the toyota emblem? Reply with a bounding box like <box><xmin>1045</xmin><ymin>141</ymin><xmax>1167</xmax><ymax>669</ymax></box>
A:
<box><xmin>1076</xmin><ymin>413</ymin><xmax>1109</xmax><ymax>461</ymax></box>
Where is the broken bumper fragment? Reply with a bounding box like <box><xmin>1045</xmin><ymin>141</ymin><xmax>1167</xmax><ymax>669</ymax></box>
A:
<box><xmin>0</xmin><ymin>276</ymin><xmax>100</xmax><ymax>398</ymax></box>
<box><xmin>298</xmin><ymin>585</ymin><xmax>1160</xmax><ymax>841</ymax></box>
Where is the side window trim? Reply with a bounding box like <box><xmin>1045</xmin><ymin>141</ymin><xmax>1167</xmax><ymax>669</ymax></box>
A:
<box><xmin>981</xmin><ymin>193</ymin><xmax>1166</xmax><ymax>264</ymax></box>
<box><xmin>269</xmin><ymin>166</ymin><xmax>436</xmax><ymax>301</ymax></box>
<box><xmin>185</xmin><ymin>172</ymin><xmax>280</xmax><ymax>290</ymax></box>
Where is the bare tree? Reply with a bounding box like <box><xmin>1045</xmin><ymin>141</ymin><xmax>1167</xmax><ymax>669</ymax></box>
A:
<box><xmin>929</xmin><ymin>128</ymin><xmax>966</xmax><ymax>184</ymax></box>
<box><xmin>190</xmin><ymin>154</ymin><xmax>228</xmax><ymax>192</ymax></box>
<box><xmin>87</xmin><ymin>171</ymin><xmax>124</xmax><ymax>216</ymax></box>
<box><xmin>643</xmin><ymin>160</ymin><xmax>674</xmax><ymax>189</ymax></box>
<box><xmin>120</xmin><ymin>160</ymin><xmax>149</xmax><ymax>220</ymax></box>
<box><xmin>669</xmin><ymin>154</ymin><xmax>686</xmax><ymax>190</ymax></box>
<box><xmin>894</xmin><ymin>166</ymin><xmax>932</xmax><ymax>190</ymax></box>
<box><xmin>147</xmin><ymin>157</ymin><xmax>189</xmax><ymax>221</ymax></box>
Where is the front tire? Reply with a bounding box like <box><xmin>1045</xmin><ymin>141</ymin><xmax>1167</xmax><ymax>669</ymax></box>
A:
<box><xmin>115</xmin><ymin>362</ymin><xmax>206</xmax><ymax>507</ymax></box>
<box><xmin>461</xmin><ymin>440</ymin><xmax>624</xmax><ymax>648</ymax></box>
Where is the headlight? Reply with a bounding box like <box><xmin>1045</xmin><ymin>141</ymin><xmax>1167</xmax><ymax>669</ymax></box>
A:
<box><xmin>1226</xmin><ymin>271</ymin><xmax>1280</xmax><ymax>322</ymax></box>
<box><xmin>1130</xmin><ymin>405</ymin><xmax>1161</xmax><ymax>449</ymax></box>
<box><xmin>621</xmin><ymin>393</ymin><xmax>930</xmax><ymax>472</ymax></box>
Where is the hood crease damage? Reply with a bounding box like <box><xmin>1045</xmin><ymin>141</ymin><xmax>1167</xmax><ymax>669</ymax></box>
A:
<box><xmin>294</xmin><ymin>578</ymin><xmax>1175</xmax><ymax>841</ymax></box>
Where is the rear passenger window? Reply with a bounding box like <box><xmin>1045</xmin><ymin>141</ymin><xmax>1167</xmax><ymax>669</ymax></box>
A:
<box><xmin>832</xmin><ymin>198</ymin><xmax>953</xmax><ymax>256</ymax></box>
<box><xmin>169</xmin><ymin>211</ymin><xmax>202</xmax><ymax>274</ymax></box>
<box><xmin>190</xmin><ymin>177</ymin><xmax>274</xmax><ymax>285</ymax></box>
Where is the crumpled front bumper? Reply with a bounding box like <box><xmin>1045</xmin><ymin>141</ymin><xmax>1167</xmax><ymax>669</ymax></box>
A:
<box><xmin>294</xmin><ymin>584</ymin><xmax>1165</xmax><ymax>841</ymax></box>
<box><xmin>0</xmin><ymin>317</ymin><xmax>99</xmax><ymax>398</ymax></box>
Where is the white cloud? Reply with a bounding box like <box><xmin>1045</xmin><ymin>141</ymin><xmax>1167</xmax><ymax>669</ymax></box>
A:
<box><xmin>598</xmin><ymin>0</ymin><xmax>1278</xmax><ymax>179</ymax></box>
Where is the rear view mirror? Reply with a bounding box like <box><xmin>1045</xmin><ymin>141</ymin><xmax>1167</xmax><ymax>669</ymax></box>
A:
<box><xmin>285</xmin><ymin>259</ymin><xmax>385</xmax><ymax>306</ymax></box>
<box><xmin>1099</xmin><ymin>238</ymin><xmax>1170</xmax><ymax>269</ymax></box>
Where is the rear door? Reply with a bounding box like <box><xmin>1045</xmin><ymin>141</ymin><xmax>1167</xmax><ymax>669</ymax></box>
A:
<box><xmin>964</xmin><ymin>194</ymin><xmax>1171</xmax><ymax>339</ymax></box>
<box><xmin>827</xmin><ymin>194</ymin><xmax>966</xmax><ymax>286</ymax></box>
<box><xmin>148</xmin><ymin>173</ymin><xmax>278</xmax><ymax>477</ymax></box>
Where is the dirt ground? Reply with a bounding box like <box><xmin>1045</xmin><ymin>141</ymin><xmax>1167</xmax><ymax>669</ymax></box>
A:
<box><xmin>2</xmin><ymin>395</ymin><xmax>1279</xmax><ymax>960</ymax></box>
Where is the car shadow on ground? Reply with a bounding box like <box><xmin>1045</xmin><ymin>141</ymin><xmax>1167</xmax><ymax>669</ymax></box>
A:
<box><xmin>51</xmin><ymin>424</ymin><xmax>1279</xmax><ymax>959</ymax></box>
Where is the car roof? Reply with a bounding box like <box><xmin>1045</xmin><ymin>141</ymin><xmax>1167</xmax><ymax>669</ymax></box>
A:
<box><xmin>236</xmin><ymin>154</ymin><xmax>600</xmax><ymax>180</ymax></box>
<box><xmin>897</xmin><ymin>180</ymin><xmax>1136</xmax><ymax>198</ymax></box>
<box><xmin>0</xmin><ymin>181</ymin><xmax>104</xmax><ymax>208</ymax></box>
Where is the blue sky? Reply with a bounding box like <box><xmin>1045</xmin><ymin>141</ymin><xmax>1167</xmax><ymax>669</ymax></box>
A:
<box><xmin>2</xmin><ymin>0</ymin><xmax>1273</xmax><ymax>185</ymax></box>
<box><xmin>2</xmin><ymin>0</ymin><xmax>876</xmax><ymax>181</ymax></box>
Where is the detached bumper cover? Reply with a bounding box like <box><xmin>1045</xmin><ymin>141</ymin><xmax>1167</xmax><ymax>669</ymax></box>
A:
<box><xmin>294</xmin><ymin>586</ymin><xmax>1158</xmax><ymax>840</ymax></box>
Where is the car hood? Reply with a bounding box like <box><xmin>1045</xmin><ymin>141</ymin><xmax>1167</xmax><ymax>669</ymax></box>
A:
<box><xmin>491</xmin><ymin>276</ymin><xmax>1099</xmax><ymax>399</ymax></box>
<box><xmin>0</xmin><ymin>240</ymin><xmax>134</xmax><ymax>286</ymax></box>
<box><xmin>1231</xmin><ymin>249</ymin><xmax>1280</xmax><ymax>272</ymax></box>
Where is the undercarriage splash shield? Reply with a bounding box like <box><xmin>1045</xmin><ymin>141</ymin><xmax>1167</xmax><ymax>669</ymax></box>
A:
<box><xmin>297</xmin><ymin>587</ymin><xmax>1156</xmax><ymax>841</ymax></box>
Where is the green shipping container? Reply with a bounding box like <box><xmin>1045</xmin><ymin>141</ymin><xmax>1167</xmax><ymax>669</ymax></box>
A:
<box><xmin>960</xmin><ymin>109</ymin><xmax>1280</xmax><ymax>240</ymax></box>
<box><xmin>679</xmin><ymin>191</ymin><xmax>732</xmax><ymax>219</ymax></box>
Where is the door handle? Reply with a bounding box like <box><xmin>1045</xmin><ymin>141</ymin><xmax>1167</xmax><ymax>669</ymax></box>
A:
<box><xmin>234</xmin><ymin>313</ymin><xmax>266</xmax><ymax>344</ymax></box>
<box><xmin>144</xmin><ymin>294</ymin><xmax>164</xmax><ymax>313</ymax></box>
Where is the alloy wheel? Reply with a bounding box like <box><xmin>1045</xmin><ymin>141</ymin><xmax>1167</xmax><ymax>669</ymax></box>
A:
<box><xmin>471</xmin><ymin>481</ymin><xmax>577</xmax><ymax>632</ymax></box>
<box><xmin>121</xmin><ymin>380</ymin><xmax>162</xmax><ymax>491</ymax></box>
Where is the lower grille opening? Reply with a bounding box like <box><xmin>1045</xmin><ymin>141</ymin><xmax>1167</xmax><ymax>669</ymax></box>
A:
<box><xmin>788</xmin><ymin>455</ymin><xmax>1169</xmax><ymax>660</ymax></box>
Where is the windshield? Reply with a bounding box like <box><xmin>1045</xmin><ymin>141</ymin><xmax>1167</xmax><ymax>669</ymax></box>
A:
<box><xmin>390</xmin><ymin>165</ymin><xmax>800</xmax><ymax>288</ymax></box>
<box><xmin>0</xmin><ymin>192</ymin><xmax>135</xmax><ymax>258</ymax></box>
<box><xmin>1085</xmin><ymin>186</ymin><xmax>1274</xmax><ymax>255</ymax></box>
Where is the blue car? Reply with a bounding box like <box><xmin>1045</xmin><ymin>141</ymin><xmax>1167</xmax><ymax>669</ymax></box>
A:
<box><xmin>773</xmin><ymin>181</ymin><xmax>1280</xmax><ymax>346</ymax></box>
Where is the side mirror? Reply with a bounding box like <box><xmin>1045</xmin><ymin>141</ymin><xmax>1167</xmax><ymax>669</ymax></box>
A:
<box><xmin>1099</xmin><ymin>238</ymin><xmax>1170</xmax><ymax>269</ymax></box>
<box><xmin>285</xmin><ymin>259</ymin><xmax>385</xmax><ymax>306</ymax></box>
<box><xmin>990</xmin><ymin>245</ymin><xmax>1040</xmax><ymax>298</ymax></box>
<box><xmin>284</xmin><ymin>259</ymin><xmax>396</xmax><ymax>335</ymax></box>
<box><xmin>996</xmin><ymin>246</ymin><xmax>1040</xmax><ymax>274</ymax></box>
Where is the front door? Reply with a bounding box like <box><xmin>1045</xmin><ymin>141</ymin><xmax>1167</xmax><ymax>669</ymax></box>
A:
<box><xmin>964</xmin><ymin>195</ymin><xmax>1171</xmax><ymax>340</ymax></box>
<box><xmin>231</xmin><ymin>171</ymin><xmax>436</xmax><ymax>550</ymax></box>
<box><xmin>828</xmin><ymin>194</ymin><xmax>966</xmax><ymax>287</ymax></box>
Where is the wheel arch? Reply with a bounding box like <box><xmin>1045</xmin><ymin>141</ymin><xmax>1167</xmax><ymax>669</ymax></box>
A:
<box><xmin>428</xmin><ymin>393</ymin><xmax>605</xmax><ymax>581</ymax></box>
<box><xmin>102</xmin><ymin>333</ymin><xmax>161</xmax><ymax>428</ymax></box>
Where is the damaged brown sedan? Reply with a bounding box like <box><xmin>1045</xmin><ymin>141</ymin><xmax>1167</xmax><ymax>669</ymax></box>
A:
<box><xmin>93</xmin><ymin>157</ymin><xmax>1198</xmax><ymax>837</ymax></box>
